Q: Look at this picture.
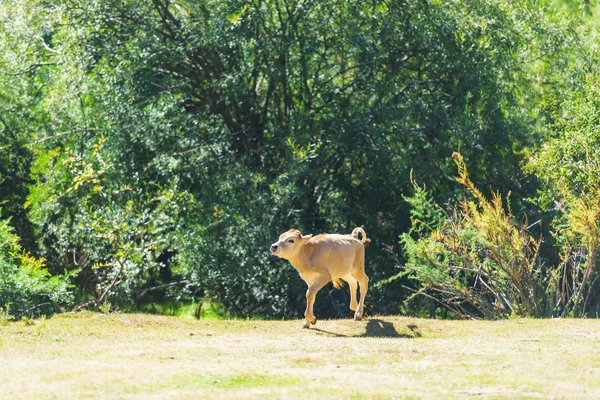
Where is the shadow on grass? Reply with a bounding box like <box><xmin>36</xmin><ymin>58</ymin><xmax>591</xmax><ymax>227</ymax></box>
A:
<box><xmin>312</xmin><ymin>319</ymin><xmax>421</xmax><ymax>338</ymax></box>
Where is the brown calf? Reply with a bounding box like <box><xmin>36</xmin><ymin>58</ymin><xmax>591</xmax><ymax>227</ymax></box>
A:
<box><xmin>270</xmin><ymin>228</ymin><xmax>370</xmax><ymax>329</ymax></box>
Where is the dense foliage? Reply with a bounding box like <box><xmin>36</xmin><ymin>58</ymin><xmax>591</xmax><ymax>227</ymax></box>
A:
<box><xmin>0</xmin><ymin>212</ymin><xmax>72</xmax><ymax>319</ymax></box>
<box><xmin>1</xmin><ymin>0</ymin><xmax>599</xmax><ymax>319</ymax></box>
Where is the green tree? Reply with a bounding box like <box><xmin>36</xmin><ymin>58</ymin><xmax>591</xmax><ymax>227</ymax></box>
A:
<box><xmin>0</xmin><ymin>0</ymin><xmax>586</xmax><ymax>318</ymax></box>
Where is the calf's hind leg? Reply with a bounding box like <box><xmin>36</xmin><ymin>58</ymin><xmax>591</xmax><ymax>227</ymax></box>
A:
<box><xmin>343</xmin><ymin>275</ymin><xmax>358</xmax><ymax>312</ymax></box>
<box><xmin>352</xmin><ymin>271</ymin><xmax>369</xmax><ymax>321</ymax></box>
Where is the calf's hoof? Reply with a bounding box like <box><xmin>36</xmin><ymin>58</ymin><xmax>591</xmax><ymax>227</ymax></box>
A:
<box><xmin>302</xmin><ymin>319</ymin><xmax>311</xmax><ymax>329</ymax></box>
<box><xmin>353</xmin><ymin>313</ymin><xmax>363</xmax><ymax>321</ymax></box>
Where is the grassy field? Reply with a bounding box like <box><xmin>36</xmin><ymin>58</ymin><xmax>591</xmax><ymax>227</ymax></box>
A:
<box><xmin>1</xmin><ymin>313</ymin><xmax>600</xmax><ymax>399</ymax></box>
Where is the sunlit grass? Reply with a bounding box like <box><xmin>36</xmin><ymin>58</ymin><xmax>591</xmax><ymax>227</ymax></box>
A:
<box><xmin>1</xmin><ymin>313</ymin><xmax>600</xmax><ymax>398</ymax></box>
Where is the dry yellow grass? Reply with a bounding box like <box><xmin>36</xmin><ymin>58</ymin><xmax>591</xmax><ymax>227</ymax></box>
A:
<box><xmin>1</xmin><ymin>313</ymin><xmax>600</xmax><ymax>399</ymax></box>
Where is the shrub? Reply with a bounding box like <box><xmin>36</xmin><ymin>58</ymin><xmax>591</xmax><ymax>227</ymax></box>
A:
<box><xmin>528</xmin><ymin>74</ymin><xmax>600</xmax><ymax>317</ymax></box>
<box><xmin>399</xmin><ymin>153</ymin><xmax>546</xmax><ymax>319</ymax></box>
<box><xmin>0</xmin><ymin>216</ymin><xmax>72</xmax><ymax>319</ymax></box>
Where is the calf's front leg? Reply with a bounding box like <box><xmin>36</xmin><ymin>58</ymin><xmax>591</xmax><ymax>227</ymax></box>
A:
<box><xmin>302</xmin><ymin>276</ymin><xmax>330</xmax><ymax>329</ymax></box>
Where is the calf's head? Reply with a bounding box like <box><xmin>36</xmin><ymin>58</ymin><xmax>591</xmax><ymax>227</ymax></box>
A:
<box><xmin>270</xmin><ymin>229</ymin><xmax>312</xmax><ymax>260</ymax></box>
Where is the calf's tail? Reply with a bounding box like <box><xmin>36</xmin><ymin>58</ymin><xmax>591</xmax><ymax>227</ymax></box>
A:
<box><xmin>351</xmin><ymin>227</ymin><xmax>371</xmax><ymax>247</ymax></box>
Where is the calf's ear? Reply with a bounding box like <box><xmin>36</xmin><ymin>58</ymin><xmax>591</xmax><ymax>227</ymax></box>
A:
<box><xmin>301</xmin><ymin>234</ymin><xmax>313</xmax><ymax>241</ymax></box>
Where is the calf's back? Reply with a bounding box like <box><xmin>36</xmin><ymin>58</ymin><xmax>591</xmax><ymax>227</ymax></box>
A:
<box><xmin>300</xmin><ymin>234</ymin><xmax>364</xmax><ymax>278</ymax></box>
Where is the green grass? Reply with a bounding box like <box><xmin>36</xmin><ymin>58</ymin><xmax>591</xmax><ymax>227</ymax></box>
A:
<box><xmin>135</xmin><ymin>300</ymin><xmax>228</xmax><ymax>319</ymax></box>
<box><xmin>1</xmin><ymin>313</ymin><xmax>600</xmax><ymax>399</ymax></box>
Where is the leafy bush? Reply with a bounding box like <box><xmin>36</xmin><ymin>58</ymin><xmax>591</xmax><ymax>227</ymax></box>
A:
<box><xmin>528</xmin><ymin>72</ymin><xmax>600</xmax><ymax>317</ymax></box>
<box><xmin>0</xmin><ymin>216</ymin><xmax>72</xmax><ymax>318</ymax></box>
<box><xmin>399</xmin><ymin>153</ymin><xmax>547</xmax><ymax>319</ymax></box>
<box><xmin>27</xmin><ymin>137</ymin><xmax>191</xmax><ymax>311</ymax></box>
